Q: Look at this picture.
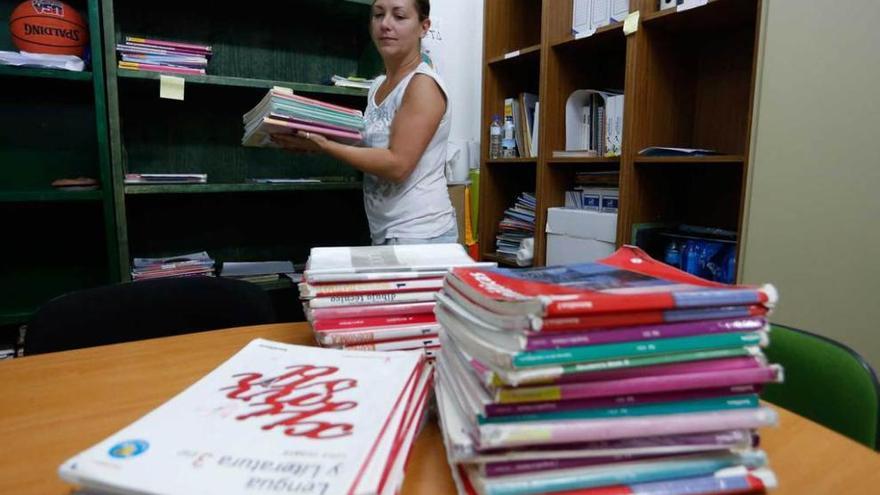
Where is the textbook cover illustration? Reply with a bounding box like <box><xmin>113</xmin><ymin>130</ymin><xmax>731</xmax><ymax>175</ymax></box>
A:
<box><xmin>445</xmin><ymin>245</ymin><xmax>777</xmax><ymax>317</ymax></box>
<box><xmin>58</xmin><ymin>339</ymin><xmax>428</xmax><ymax>495</ymax></box>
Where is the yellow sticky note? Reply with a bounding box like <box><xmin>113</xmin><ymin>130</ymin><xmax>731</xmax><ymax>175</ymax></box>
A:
<box><xmin>623</xmin><ymin>11</ymin><xmax>640</xmax><ymax>36</ymax></box>
<box><xmin>159</xmin><ymin>75</ymin><xmax>185</xmax><ymax>101</ymax></box>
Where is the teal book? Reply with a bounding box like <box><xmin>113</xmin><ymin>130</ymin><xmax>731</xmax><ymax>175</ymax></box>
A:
<box><xmin>512</xmin><ymin>331</ymin><xmax>766</xmax><ymax>368</ymax></box>
<box><xmin>477</xmin><ymin>394</ymin><xmax>759</xmax><ymax>424</ymax></box>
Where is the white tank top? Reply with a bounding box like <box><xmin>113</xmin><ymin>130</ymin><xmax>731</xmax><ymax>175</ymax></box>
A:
<box><xmin>362</xmin><ymin>62</ymin><xmax>456</xmax><ymax>244</ymax></box>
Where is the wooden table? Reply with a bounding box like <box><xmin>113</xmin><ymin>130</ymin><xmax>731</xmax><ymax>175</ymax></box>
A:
<box><xmin>1</xmin><ymin>323</ymin><xmax>878</xmax><ymax>494</ymax></box>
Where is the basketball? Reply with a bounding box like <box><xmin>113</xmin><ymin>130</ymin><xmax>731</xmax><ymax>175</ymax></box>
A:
<box><xmin>8</xmin><ymin>0</ymin><xmax>89</xmax><ymax>56</ymax></box>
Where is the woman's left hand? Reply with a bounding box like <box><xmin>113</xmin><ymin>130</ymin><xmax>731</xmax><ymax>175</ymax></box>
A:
<box><xmin>270</xmin><ymin>131</ymin><xmax>327</xmax><ymax>153</ymax></box>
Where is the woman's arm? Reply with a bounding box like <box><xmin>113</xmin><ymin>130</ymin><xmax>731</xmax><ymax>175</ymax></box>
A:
<box><xmin>272</xmin><ymin>74</ymin><xmax>446</xmax><ymax>184</ymax></box>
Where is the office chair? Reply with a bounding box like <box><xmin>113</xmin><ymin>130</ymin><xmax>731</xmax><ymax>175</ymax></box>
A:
<box><xmin>24</xmin><ymin>276</ymin><xmax>277</xmax><ymax>356</ymax></box>
<box><xmin>761</xmin><ymin>324</ymin><xmax>880</xmax><ymax>450</ymax></box>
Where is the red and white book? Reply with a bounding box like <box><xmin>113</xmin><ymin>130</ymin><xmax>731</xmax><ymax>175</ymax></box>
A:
<box><xmin>313</xmin><ymin>314</ymin><xmax>440</xmax><ymax>346</ymax></box>
<box><xmin>306</xmin><ymin>290</ymin><xmax>438</xmax><ymax>309</ymax></box>
<box><xmin>341</xmin><ymin>335</ymin><xmax>441</xmax><ymax>353</ymax></box>
<box><xmin>307</xmin><ymin>301</ymin><xmax>437</xmax><ymax>321</ymax></box>
<box><xmin>299</xmin><ymin>278</ymin><xmax>444</xmax><ymax>299</ymax></box>
<box><xmin>313</xmin><ymin>313</ymin><xmax>436</xmax><ymax>331</ymax></box>
<box><xmin>316</xmin><ymin>322</ymin><xmax>441</xmax><ymax>347</ymax></box>
<box><xmin>58</xmin><ymin>339</ymin><xmax>428</xmax><ymax>495</ymax></box>
<box><xmin>446</xmin><ymin>245</ymin><xmax>777</xmax><ymax>318</ymax></box>
<box><xmin>304</xmin><ymin>244</ymin><xmax>495</xmax><ymax>280</ymax></box>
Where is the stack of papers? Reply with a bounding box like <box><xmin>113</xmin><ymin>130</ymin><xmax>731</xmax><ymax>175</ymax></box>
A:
<box><xmin>131</xmin><ymin>251</ymin><xmax>215</xmax><ymax>281</ymax></box>
<box><xmin>0</xmin><ymin>50</ymin><xmax>84</xmax><ymax>71</ymax></box>
<box><xmin>300</xmin><ymin>244</ymin><xmax>495</xmax><ymax>358</ymax></box>
<box><xmin>434</xmin><ymin>246</ymin><xmax>782</xmax><ymax>495</ymax></box>
<box><xmin>496</xmin><ymin>192</ymin><xmax>536</xmax><ymax>266</ymax></box>
<box><xmin>117</xmin><ymin>36</ymin><xmax>212</xmax><ymax>75</ymax></box>
<box><xmin>331</xmin><ymin>74</ymin><xmax>375</xmax><ymax>89</ymax></box>
<box><xmin>242</xmin><ymin>87</ymin><xmax>365</xmax><ymax>147</ymax></box>
<box><xmin>124</xmin><ymin>173</ymin><xmax>207</xmax><ymax>184</ymax></box>
<box><xmin>58</xmin><ymin>339</ymin><xmax>433</xmax><ymax>495</ymax></box>
<box><xmin>219</xmin><ymin>260</ymin><xmax>296</xmax><ymax>284</ymax></box>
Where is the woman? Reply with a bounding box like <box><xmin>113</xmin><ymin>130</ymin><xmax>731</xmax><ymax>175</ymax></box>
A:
<box><xmin>272</xmin><ymin>0</ymin><xmax>457</xmax><ymax>246</ymax></box>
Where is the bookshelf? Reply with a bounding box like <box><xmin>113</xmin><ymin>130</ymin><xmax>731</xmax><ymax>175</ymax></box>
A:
<box><xmin>100</xmin><ymin>0</ymin><xmax>380</xmax><ymax>281</ymax></box>
<box><xmin>0</xmin><ymin>0</ymin><xmax>118</xmax><ymax>330</ymax></box>
<box><xmin>478</xmin><ymin>0</ymin><xmax>762</xmax><ymax>277</ymax></box>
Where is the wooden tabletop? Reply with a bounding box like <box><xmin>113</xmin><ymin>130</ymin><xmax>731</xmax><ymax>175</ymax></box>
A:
<box><xmin>1</xmin><ymin>322</ymin><xmax>878</xmax><ymax>495</ymax></box>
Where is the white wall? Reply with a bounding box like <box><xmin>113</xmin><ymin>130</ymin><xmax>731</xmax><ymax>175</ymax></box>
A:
<box><xmin>741</xmin><ymin>0</ymin><xmax>880</xmax><ymax>368</ymax></box>
<box><xmin>426</xmin><ymin>0</ymin><xmax>484</xmax><ymax>143</ymax></box>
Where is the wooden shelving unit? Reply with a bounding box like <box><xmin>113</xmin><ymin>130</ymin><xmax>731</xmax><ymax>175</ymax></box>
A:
<box><xmin>478</xmin><ymin>0</ymin><xmax>762</xmax><ymax>277</ymax></box>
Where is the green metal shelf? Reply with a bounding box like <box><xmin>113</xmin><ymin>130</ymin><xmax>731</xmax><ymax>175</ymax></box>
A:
<box><xmin>116</xmin><ymin>70</ymin><xmax>368</xmax><ymax>97</ymax></box>
<box><xmin>124</xmin><ymin>182</ymin><xmax>363</xmax><ymax>195</ymax></box>
<box><xmin>0</xmin><ymin>190</ymin><xmax>104</xmax><ymax>202</ymax></box>
<box><xmin>0</xmin><ymin>309</ymin><xmax>34</xmax><ymax>326</ymax></box>
<box><xmin>0</xmin><ymin>65</ymin><xmax>92</xmax><ymax>82</ymax></box>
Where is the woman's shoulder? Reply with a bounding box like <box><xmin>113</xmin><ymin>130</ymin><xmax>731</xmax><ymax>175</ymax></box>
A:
<box><xmin>407</xmin><ymin>62</ymin><xmax>448</xmax><ymax>101</ymax></box>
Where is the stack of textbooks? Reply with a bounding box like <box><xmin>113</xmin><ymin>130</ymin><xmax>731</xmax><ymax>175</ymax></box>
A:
<box><xmin>242</xmin><ymin>87</ymin><xmax>365</xmax><ymax>147</ymax></box>
<box><xmin>131</xmin><ymin>251</ymin><xmax>215</xmax><ymax>281</ymax></box>
<box><xmin>59</xmin><ymin>339</ymin><xmax>433</xmax><ymax>495</ymax></box>
<box><xmin>433</xmin><ymin>246</ymin><xmax>782</xmax><ymax>495</ymax></box>
<box><xmin>496</xmin><ymin>192</ymin><xmax>536</xmax><ymax>266</ymax></box>
<box><xmin>300</xmin><ymin>244</ymin><xmax>495</xmax><ymax>357</ymax></box>
<box><xmin>117</xmin><ymin>36</ymin><xmax>212</xmax><ymax>75</ymax></box>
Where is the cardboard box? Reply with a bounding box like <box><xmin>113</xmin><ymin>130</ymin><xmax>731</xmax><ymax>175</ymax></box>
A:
<box><xmin>545</xmin><ymin>207</ymin><xmax>617</xmax><ymax>264</ymax></box>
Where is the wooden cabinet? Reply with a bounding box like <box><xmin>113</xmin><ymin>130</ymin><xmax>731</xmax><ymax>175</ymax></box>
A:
<box><xmin>478</xmin><ymin>0</ymin><xmax>762</xmax><ymax>276</ymax></box>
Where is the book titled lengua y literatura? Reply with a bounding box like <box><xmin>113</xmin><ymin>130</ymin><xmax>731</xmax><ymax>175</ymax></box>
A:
<box><xmin>59</xmin><ymin>339</ymin><xmax>432</xmax><ymax>495</ymax></box>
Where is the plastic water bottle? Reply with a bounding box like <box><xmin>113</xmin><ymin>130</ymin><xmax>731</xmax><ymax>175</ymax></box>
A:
<box><xmin>663</xmin><ymin>240</ymin><xmax>681</xmax><ymax>268</ymax></box>
<box><xmin>489</xmin><ymin>115</ymin><xmax>502</xmax><ymax>159</ymax></box>
<box><xmin>501</xmin><ymin>115</ymin><xmax>517</xmax><ymax>158</ymax></box>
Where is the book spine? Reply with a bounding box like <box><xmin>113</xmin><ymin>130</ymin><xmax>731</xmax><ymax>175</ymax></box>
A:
<box><xmin>307</xmin><ymin>291</ymin><xmax>438</xmax><ymax>308</ymax></box>
<box><xmin>479</xmin><ymin>395</ymin><xmax>759</xmax><ymax>424</ymax></box>
<box><xmin>477</xmin><ymin>408</ymin><xmax>777</xmax><ymax>449</ymax></box>
<box><xmin>316</xmin><ymin>323</ymin><xmax>441</xmax><ymax>346</ymax></box>
<box><xmin>300</xmin><ymin>278</ymin><xmax>443</xmax><ymax>298</ymax></box>
<box><xmin>312</xmin><ymin>313</ymin><xmax>436</xmax><ymax>331</ymax></box>
<box><xmin>554</xmin><ymin>355</ymin><xmax>763</xmax><ymax>385</ymax></box>
<box><xmin>496</xmin><ymin>365</ymin><xmax>781</xmax><ymax>403</ymax></box>
<box><xmin>483</xmin><ymin>384</ymin><xmax>761</xmax><ymax>417</ymax></box>
<box><xmin>126</xmin><ymin>36</ymin><xmax>212</xmax><ymax>52</ymax></box>
<box><xmin>524</xmin><ymin>317</ymin><xmax>766</xmax><ymax>350</ymax></box>
<box><xmin>484</xmin><ymin>452</ymin><xmax>661</xmax><ymax>478</ymax></box>
<box><xmin>513</xmin><ymin>331</ymin><xmax>766</xmax><ymax>368</ymax></box>
<box><xmin>536</xmin><ymin>305</ymin><xmax>767</xmax><ymax>332</ymax></box>
<box><xmin>342</xmin><ymin>336</ymin><xmax>440</xmax><ymax>352</ymax></box>
<box><xmin>118</xmin><ymin>61</ymin><xmax>204</xmax><ymax>75</ymax></box>
<box><xmin>307</xmin><ymin>301</ymin><xmax>436</xmax><ymax>320</ymax></box>
<box><xmin>477</xmin><ymin>451</ymin><xmax>766</xmax><ymax>495</ymax></box>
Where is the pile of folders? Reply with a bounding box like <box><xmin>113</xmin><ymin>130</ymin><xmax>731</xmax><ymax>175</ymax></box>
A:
<box><xmin>242</xmin><ymin>87</ymin><xmax>365</xmax><ymax>147</ymax></box>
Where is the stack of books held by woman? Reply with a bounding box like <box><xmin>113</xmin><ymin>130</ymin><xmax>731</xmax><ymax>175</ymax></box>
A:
<box><xmin>300</xmin><ymin>244</ymin><xmax>495</xmax><ymax>358</ymax></box>
<box><xmin>434</xmin><ymin>245</ymin><xmax>782</xmax><ymax>495</ymax></box>
<box><xmin>117</xmin><ymin>35</ymin><xmax>212</xmax><ymax>75</ymax></box>
<box><xmin>59</xmin><ymin>339</ymin><xmax>433</xmax><ymax>495</ymax></box>
<box><xmin>242</xmin><ymin>87</ymin><xmax>365</xmax><ymax>147</ymax></box>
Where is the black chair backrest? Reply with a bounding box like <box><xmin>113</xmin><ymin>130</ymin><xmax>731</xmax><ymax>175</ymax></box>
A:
<box><xmin>25</xmin><ymin>277</ymin><xmax>276</xmax><ymax>355</ymax></box>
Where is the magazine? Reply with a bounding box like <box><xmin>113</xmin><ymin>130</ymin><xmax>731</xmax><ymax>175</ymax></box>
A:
<box><xmin>58</xmin><ymin>339</ymin><xmax>428</xmax><ymax>495</ymax></box>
